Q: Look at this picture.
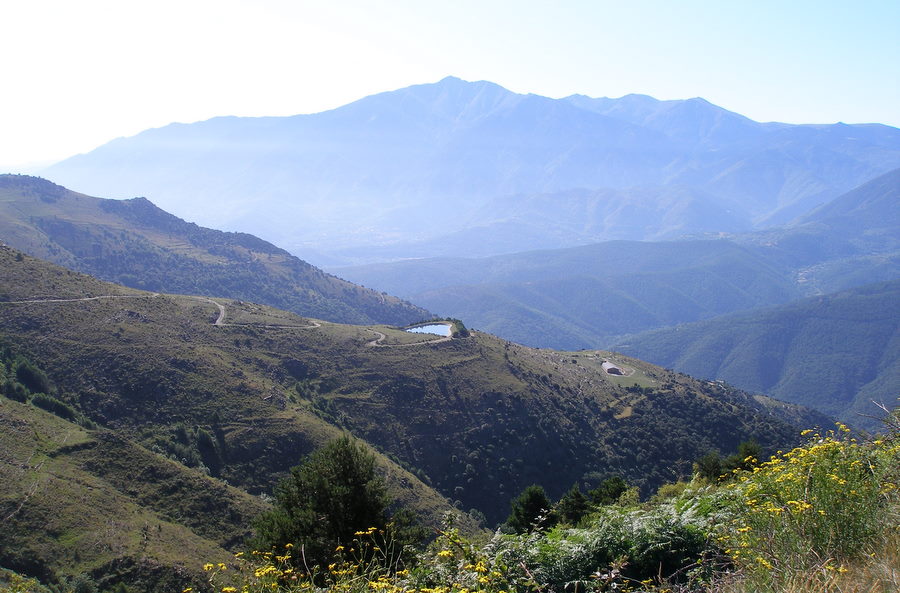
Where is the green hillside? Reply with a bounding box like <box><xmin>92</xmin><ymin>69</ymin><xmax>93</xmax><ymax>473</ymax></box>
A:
<box><xmin>0</xmin><ymin>174</ymin><xmax>429</xmax><ymax>326</ymax></box>
<box><xmin>612</xmin><ymin>280</ymin><xmax>900</xmax><ymax>429</ymax></box>
<box><xmin>0</xmin><ymin>398</ymin><xmax>265</xmax><ymax>591</ymax></box>
<box><xmin>337</xmin><ymin>239</ymin><xmax>803</xmax><ymax>348</ymax></box>
<box><xmin>0</xmin><ymin>245</ymin><xmax>827</xmax><ymax>565</ymax></box>
<box><xmin>335</xmin><ymin>168</ymin><xmax>900</xmax><ymax>350</ymax></box>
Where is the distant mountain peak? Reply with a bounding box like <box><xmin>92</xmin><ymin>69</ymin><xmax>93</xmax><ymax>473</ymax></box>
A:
<box><xmin>39</xmin><ymin>79</ymin><xmax>900</xmax><ymax>260</ymax></box>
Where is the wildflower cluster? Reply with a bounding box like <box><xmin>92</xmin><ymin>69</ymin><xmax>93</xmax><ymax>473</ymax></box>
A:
<box><xmin>719</xmin><ymin>423</ymin><xmax>900</xmax><ymax>586</ymax></box>
<box><xmin>405</xmin><ymin>524</ymin><xmax>528</xmax><ymax>593</ymax></box>
<box><xmin>205</xmin><ymin>526</ymin><xmax>417</xmax><ymax>593</ymax></box>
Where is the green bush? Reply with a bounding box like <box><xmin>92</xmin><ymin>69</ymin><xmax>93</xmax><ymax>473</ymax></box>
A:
<box><xmin>30</xmin><ymin>393</ymin><xmax>78</xmax><ymax>421</ymax></box>
<box><xmin>2</xmin><ymin>379</ymin><xmax>29</xmax><ymax>402</ymax></box>
<box><xmin>530</xmin><ymin>503</ymin><xmax>716</xmax><ymax>587</ymax></box>
<box><xmin>13</xmin><ymin>358</ymin><xmax>52</xmax><ymax>395</ymax></box>
<box><xmin>505</xmin><ymin>484</ymin><xmax>553</xmax><ymax>533</ymax></box>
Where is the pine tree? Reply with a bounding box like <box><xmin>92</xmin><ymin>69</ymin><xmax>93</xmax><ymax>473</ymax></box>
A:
<box><xmin>253</xmin><ymin>436</ymin><xmax>391</xmax><ymax>567</ymax></box>
<box><xmin>556</xmin><ymin>484</ymin><xmax>589</xmax><ymax>525</ymax></box>
<box><xmin>506</xmin><ymin>484</ymin><xmax>554</xmax><ymax>533</ymax></box>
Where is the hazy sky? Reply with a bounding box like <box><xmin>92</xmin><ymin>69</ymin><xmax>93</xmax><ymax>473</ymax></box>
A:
<box><xmin>2</xmin><ymin>0</ymin><xmax>898</xmax><ymax>171</ymax></box>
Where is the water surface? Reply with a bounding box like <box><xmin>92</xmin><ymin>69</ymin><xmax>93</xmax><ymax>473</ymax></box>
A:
<box><xmin>406</xmin><ymin>324</ymin><xmax>452</xmax><ymax>337</ymax></box>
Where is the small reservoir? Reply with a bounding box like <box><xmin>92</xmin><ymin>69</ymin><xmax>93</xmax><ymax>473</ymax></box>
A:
<box><xmin>405</xmin><ymin>323</ymin><xmax>452</xmax><ymax>337</ymax></box>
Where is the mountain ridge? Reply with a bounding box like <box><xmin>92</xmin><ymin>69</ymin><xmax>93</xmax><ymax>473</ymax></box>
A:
<box><xmin>0</xmin><ymin>174</ymin><xmax>429</xmax><ymax>326</ymax></box>
<box><xmin>334</xmin><ymin>168</ymin><xmax>900</xmax><ymax>414</ymax></box>
<box><xmin>41</xmin><ymin>77</ymin><xmax>900</xmax><ymax>264</ymax></box>
<box><xmin>0</xmin><ymin>244</ymin><xmax>826</xmax><ymax>524</ymax></box>
<box><xmin>610</xmin><ymin>279</ymin><xmax>900</xmax><ymax>429</ymax></box>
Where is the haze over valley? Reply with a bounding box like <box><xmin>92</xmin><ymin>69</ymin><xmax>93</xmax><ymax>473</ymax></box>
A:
<box><xmin>42</xmin><ymin>77</ymin><xmax>900</xmax><ymax>266</ymax></box>
<box><xmin>2</xmin><ymin>2</ymin><xmax>899</xmax><ymax>590</ymax></box>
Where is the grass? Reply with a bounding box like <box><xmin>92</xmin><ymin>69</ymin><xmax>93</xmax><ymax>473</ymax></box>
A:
<box><xmin>0</xmin><ymin>399</ymin><xmax>244</xmax><ymax>590</ymax></box>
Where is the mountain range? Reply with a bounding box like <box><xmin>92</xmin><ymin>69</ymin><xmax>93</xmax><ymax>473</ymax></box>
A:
<box><xmin>333</xmin><ymin>169</ymin><xmax>900</xmax><ymax>426</ymax></box>
<box><xmin>41</xmin><ymin>77</ymin><xmax>900</xmax><ymax>265</ymax></box>
<box><xmin>335</xmin><ymin>168</ymin><xmax>900</xmax><ymax>347</ymax></box>
<box><xmin>3</xmin><ymin>171</ymin><xmax>896</xmax><ymax>431</ymax></box>
<box><xmin>2</xmin><ymin>75</ymin><xmax>898</xmax><ymax>591</ymax></box>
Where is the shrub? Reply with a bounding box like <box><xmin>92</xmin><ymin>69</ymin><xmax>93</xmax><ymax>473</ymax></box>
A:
<box><xmin>531</xmin><ymin>503</ymin><xmax>717</xmax><ymax>587</ymax></box>
<box><xmin>719</xmin><ymin>423</ymin><xmax>900</xmax><ymax>589</ymax></box>
<box><xmin>555</xmin><ymin>484</ymin><xmax>590</xmax><ymax>525</ymax></box>
<box><xmin>505</xmin><ymin>485</ymin><xmax>553</xmax><ymax>533</ymax></box>
<box><xmin>2</xmin><ymin>379</ymin><xmax>29</xmax><ymax>402</ymax></box>
<box><xmin>13</xmin><ymin>358</ymin><xmax>51</xmax><ymax>395</ymax></box>
<box><xmin>30</xmin><ymin>393</ymin><xmax>77</xmax><ymax>421</ymax></box>
<box><xmin>588</xmin><ymin>476</ymin><xmax>629</xmax><ymax>505</ymax></box>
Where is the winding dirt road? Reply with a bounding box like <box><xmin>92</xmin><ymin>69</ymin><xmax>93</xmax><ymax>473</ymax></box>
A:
<box><xmin>365</xmin><ymin>328</ymin><xmax>452</xmax><ymax>348</ymax></box>
<box><xmin>196</xmin><ymin>296</ymin><xmax>322</xmax><ymax>329</ymax></box>
<box><xmin>0</xmin><ymin>294</ymin><xmax>160</xmax><ymax>304</ymax></box>
<box><xmin>0</xmin><ymin>292</ymin><xmax>347</xmax><ymax>335</ymax></box>
<box><xmin>2</xmin><ymin>294</ymin><xmax>464</xmax><ymax>349</ymax></box>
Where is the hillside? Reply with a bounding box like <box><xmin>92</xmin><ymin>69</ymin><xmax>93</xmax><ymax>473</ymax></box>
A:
<box><xmin>796</xmin><ymin>165</ymin><xmax>900</xmax><ymax>232</ymax></box>
<box><xmin>0</xmin><ymin>245</ymin><xmax>831</xmax><ymax>590</ymax></box>
<box><xmin>335</xmin><ymin>169</ymin><xmax>900</xmax><ymax>349</ymax></box>
<box><xmin>0</xmin><ymin>174</ymin><xmax>428</xmax><ymax>325</ymax></box>
<box><xmin>0</xmin><ymin>249</ymin><xmax>458</xmax><ymax>590</ymax></box>
<box><xmin>611</xmin><ymin>280</ymin><xmax>900</xmax><ymax>429</ymax></box>
<box><xmin>733</xmin><ymin>167</ymin><xmax>900</xmax><ymax>294</ymax></box>
<box><xmin>336</xmin><ymin>239</ymin><xmax>804</xmax><ymax>348</ymax></box>
<box><xmin>0</xmin><ymin>399</ymin><xmax>266</xmax><ymax>590</ymax></box>
<box><xmin>40</xmin><ymin>77</ymin><xmax>900</xmax><ymax>264</ymax></box>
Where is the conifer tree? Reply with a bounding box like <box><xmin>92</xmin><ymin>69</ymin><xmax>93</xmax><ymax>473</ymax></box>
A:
<box><xmin>253</xmin><ymin>436</ymin><xmax>390</xmax><ymax>566</ymax></box>
<box><xmin>556</xmin><ymin>484</ymin><xmax>589</xmax><ymax>525</ymax></box>
<box><xmin>506</xmin><ymin>484</ymin><xmax>553</xmax><ymax>533</ymax></box>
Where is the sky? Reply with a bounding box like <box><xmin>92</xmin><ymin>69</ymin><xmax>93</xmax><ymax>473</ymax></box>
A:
<box><xmin>1</xmin><ymin>0</ymin><xmax>898</xmax><ymax>171</ymax></box>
